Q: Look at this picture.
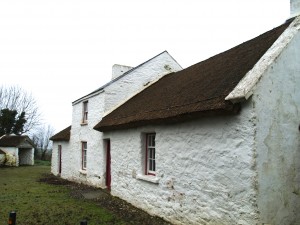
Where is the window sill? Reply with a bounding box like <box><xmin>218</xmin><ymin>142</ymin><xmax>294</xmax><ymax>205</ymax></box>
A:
<box><xmin>136</xmin><ymin>174</ymin><xmax>160</xmax><ymax>184</ymax></box>
<box><xmin>79</xmin><ymin>169</ymin><xmax>87</xmax><ymax>175</ymax></box>
<box><xmin>80</xmin><ymin>122</ymin><xmax>88</xmax><ymax>126</ymax></box>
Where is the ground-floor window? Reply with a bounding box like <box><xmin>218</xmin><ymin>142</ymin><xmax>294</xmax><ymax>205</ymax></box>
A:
<box><xmin>82</xmin><ymin>142</ymin><xmax>87</xmax><ymax>170</ymax></box>
<box><xmin>145</xmin><ymin>133</ymin><xmax>156</xmax><ymax>175</ymax></box>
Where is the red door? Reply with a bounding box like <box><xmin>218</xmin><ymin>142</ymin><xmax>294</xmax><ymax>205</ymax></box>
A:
<box><xmin>58</xmin><ymin>145</ymin><xmax>62</xmax><ymax>174</ymax></box>
<box><xmin>105</xmin><ymin>140</ymin><xmax>111</xmax><ymax>191</ymax></box>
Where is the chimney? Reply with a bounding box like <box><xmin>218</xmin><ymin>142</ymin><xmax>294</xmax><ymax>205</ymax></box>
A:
<box><xmin>291</xmin><ymin>0</ymin><xmax>300</xmax><ymax>17</ymax></box>
<box><xmin>112</xmin><ymin>64</ymin><xmax>133</xmax><ymax>80</ymax></box>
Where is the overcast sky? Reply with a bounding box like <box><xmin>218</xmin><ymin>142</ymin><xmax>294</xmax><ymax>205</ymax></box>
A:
<box><xmin>0</xmin><ymin>0</ymin><xmax>290</xmax><ymax>133</ymax></box>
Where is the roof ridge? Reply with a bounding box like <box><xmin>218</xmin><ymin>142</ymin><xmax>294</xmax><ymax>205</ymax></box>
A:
<box><xmin>72</xmin><ymin>51</ymin><xmax>170</xmax><ymax>105</ymax></box>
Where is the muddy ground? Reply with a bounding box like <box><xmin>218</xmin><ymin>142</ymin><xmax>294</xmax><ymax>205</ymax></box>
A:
<box><xmin>39</xmin><ymin>173</ymin><xmax>172</xmax><ymax>225</ymax></box>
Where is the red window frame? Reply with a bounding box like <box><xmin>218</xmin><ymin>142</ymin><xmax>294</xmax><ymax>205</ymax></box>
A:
<box><xmin>145</xmin><ymin>133</ymin><xmax>156</xmax><ymax>176</ymax></box>
<box><xmin>82</xmin><ymin>142</ymin><xmax>87</xmax><ymax>170</ymax></box>
<box><xmin>82</xmin><ymin>101</ymin><xmax>88</xmax><ymax>123</ymax></box>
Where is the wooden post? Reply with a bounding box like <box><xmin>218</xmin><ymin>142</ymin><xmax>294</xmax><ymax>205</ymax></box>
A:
<box><xmin>8</xmin><ymin>211</ymin><xmax>16</xmax><ymax>225</ymax></box>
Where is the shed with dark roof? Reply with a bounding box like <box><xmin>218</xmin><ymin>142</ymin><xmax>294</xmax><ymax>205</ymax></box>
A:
<box><xmin>0</xmin><ymin>135</ymin><xmax>35</xmax><ymax>166</ymax></box>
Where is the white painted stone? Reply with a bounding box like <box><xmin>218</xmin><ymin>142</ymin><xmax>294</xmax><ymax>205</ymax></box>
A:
<box><xmin>252</xmin><ymin>29</ymin><xmax>300</xmax><ymax>225</ymax></box>
<box><xmin>104</xmin><ymin>51</ymin><xmax>183</xmax><ymax>114</ymax></box>
<box><xmin>104</xmin><ymin>101</ymin><xmax>259</xmax><ymax>225</ymax></box>
<box><xmin>291</xmin><ymin>0</ymin><xmax>300</xmax><ymax>17</ymax></box>
<box><xmin>112</xmin><ymin>64</ymin><xmax>133</xmax><ymax>80</ymax></box>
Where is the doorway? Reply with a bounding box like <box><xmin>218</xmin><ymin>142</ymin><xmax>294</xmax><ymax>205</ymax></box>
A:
<box><xmin>105</xmin><ymin>140</ymin><xmax>111</xmax><ymax>191</ymax></box>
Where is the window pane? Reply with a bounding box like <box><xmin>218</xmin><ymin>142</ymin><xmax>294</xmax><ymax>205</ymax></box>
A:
<box><xmin>146</xmin><ymin>133</ymin><xmax>156</xmax><ymax>174</ymax></box>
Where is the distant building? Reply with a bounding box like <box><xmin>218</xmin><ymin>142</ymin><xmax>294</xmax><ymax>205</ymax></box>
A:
<box><xmin>0</xmin><ymin>135</ymin><xmax>35</xmax><ymax>166</ymax></box>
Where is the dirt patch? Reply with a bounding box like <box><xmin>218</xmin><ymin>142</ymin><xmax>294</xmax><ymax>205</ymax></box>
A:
<box><xmin>39</xmin><ymin>173</ymin><xmax>172</xmax><ymax>225</ymax></box>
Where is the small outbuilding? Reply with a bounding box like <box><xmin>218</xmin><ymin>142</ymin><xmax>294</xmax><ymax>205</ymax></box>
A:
<box><xmin>0</xmin><ymin>135</ymin><xmax>35</xmax><ymax>166</ymax></box>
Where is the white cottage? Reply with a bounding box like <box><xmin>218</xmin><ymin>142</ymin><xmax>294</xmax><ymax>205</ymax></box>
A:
<box><xmin>50</xmin><ymin>51</ymin><xmax>182</xmax><ymax>187</ymax></box>
<box><xmin>93</xmin><ymin>15</ymin><xmax>300</xmax><ymax>225</ymax></box>
<box><xmin>0</xmin><ymin>135</ymin><xmax>35</xmax><ymax>166</ymax></box>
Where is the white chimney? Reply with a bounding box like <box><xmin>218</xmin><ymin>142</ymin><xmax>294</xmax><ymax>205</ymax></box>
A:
<box><xmin>112</xmin><ymin>64</ymin><xmax>133</xmax><ymax>80</ymax></box>
<box><xmin>291</xmin><ymin>0</ymin><xmax>300</xmax><ymax>17</ymax></box>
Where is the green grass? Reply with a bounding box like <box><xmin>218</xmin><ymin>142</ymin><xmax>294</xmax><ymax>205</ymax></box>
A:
<box><xmin>34</xmin><ymin>160</ymin><xmax>51</xmax><ymax>166</ymax></box>
<box><xmin>0</xmin><ymin>165</ymin><xmax>125</xmax><ymax>225</ymax></box>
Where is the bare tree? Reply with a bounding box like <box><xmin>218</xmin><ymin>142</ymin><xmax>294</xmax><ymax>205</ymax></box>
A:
<box><xmin>32</xmin><ymin>124</ymin><xmax>55</xmax><ymax>160</ymax></box>
<box><xmin>0</xmin><ymin>85</ymin><xmax>41</xmax><ymax>134</ymax></box>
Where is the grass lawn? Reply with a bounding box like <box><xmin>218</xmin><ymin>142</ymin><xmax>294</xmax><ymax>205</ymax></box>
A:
<box><xmin>0</xmin><ymin>164</ymin><xmax>126</xmax><ymax>225</ymax></box>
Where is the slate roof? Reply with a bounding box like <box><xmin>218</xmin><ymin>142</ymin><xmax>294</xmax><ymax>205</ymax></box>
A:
<box><xmin>0</xmin><ymin>135</ymin><xmax>35</xmax><ymax>148</ymax></box>
<box><xmin>94</xmin><ymin>18</ymin><xmax>293</xmax><ymax>132</ymax></box>
<box><xmin>50</xmin><ymin>126</ymin><xmax>71</xmax><ymax>141</ymax></box>
<box><xmin>72</xmin><ymin>51</ymin><xmax>180</xmax><ymax>105</ymax></box>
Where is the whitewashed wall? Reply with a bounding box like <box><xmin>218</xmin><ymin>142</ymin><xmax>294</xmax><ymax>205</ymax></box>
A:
<box><xmin>67</xmin><ymin>92</ymin><xmax>106</xmax><ymax>187</ymax></box>
<box><xmin>104</xmin><ymin>100</ymin><xmax>259</xmax><ymax>225</ymax></box>
<box><xmin>104</xmin><ymin>52</ymin><xmax>182</xmax><ymax>113</ymax></box>
<box><xmin>51</xmin><ymin>141</ymin><xmax>70</xmax><ymax>176</ymax></box>
<box><xmin>253</xmin><ymin>31</ymin><xmax>300</xmax><ymax>225</ymax></box>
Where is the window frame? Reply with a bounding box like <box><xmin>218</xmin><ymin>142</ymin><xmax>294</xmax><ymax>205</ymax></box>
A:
<box><xmin>82</xmin><ymin>101</ymin><xmax>88</xmax><ymax>123</ymax></box>
<box><xmin>145</xmin><ymin>133</ymin><xmax>156</xmax><ymax>176</ymax></box>
<box><xmin>58</xmin><ymin>145</ymin><xmax>62</xmax><ymax>174</ymax></box>
<box><xmin>82</xmin><ymin>141</ymin><xmax>87</xmax><ymax>170</ymax></box>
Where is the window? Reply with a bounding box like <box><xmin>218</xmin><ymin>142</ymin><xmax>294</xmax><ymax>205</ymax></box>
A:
<box><xmin>145</xmin><ymin>133</ymin><xmax>156</xmax><ymax>175</ymax></box>
<box><xmin>58</xmin><ymin>145</ymin><xmax>62</xmax><ymax>174</ymax></box>
<box><xmin>82</xmin><ymin>142</ymin><xmax>87</xmax><ymax>170</ymax></box>
<box><xmin>82</xmin><ymin>101</ymin><xmax>88</xmax><ymax>123</ymax></box>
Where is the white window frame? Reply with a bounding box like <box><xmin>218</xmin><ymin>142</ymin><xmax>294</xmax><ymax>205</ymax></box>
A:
<box><xmin>82</xmin><ymin>142</ymin><xmax>87</xmax><ymax>170</ymax></box>
<box><xmin>145</xmin><ymin>133</ymin><xmax>156</xmax><ymax>176</ymax></box>
<box><xmin>82</xmin><ymin>101</ymin><xmax>88</xmax><ymax>123</ymax></box>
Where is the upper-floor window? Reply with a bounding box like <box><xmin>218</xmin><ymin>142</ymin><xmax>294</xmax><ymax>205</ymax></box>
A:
<box><xmin>82</xmin><ymin>101</ymin><xmax>88</xmax><ymax>123</ymax></box>
<box><xmin>145</xmin><ymin>133</ymin><xmax>156</xmax><ymax>176</ymax></box>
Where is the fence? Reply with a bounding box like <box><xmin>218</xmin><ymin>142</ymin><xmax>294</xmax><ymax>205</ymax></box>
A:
<box><xmin>7</xmin><ymin>211</ymin><xmax>88</xmax><ymax>225</ymax></box>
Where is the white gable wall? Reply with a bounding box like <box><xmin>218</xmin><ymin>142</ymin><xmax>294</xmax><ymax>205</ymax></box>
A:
<box><xmin>252</xmin><ymin>31</ymin><xmax>300</xmax><ymax>225</ymax></box>
<box><xmin>104</xmin><ymin>52</ymin><xmax>182</xmax><ymax>113</ymax></box>
<box><xmin>67</xmin><ymin>92</ymin><xmax>105</xmax><ymax>186</ymax></box>
<box><xmin>104</xmin><ymin>100</ymin><xmax>259</xmax><ymax>225</ymax></box>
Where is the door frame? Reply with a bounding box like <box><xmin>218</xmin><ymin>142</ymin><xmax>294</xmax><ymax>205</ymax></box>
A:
<box><xmin>105</xmin><ymin>139</ymin><xmax>111</xmax><ymax>191</ymax></box>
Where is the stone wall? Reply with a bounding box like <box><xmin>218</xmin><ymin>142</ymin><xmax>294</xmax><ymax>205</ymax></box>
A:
<box><xmin>253</xmin><ymin>31</ymin><xmax>300</xmax><ymax>225</ymax></box>
<box><xmin>104</xmin><ymin>100</ymin><xmax>258</xmax><ymax>225</ymax></box>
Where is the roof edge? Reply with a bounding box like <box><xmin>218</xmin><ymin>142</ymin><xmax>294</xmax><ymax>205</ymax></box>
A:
<box><xmin>225</xmin><ymin>16</ymin><xmax>300</xmax><ymax>103</ymax></box>
<box><xmin>95</xmin><ymin>104</ymin><xmax>241</xmax><ymax>132</ymax></box>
